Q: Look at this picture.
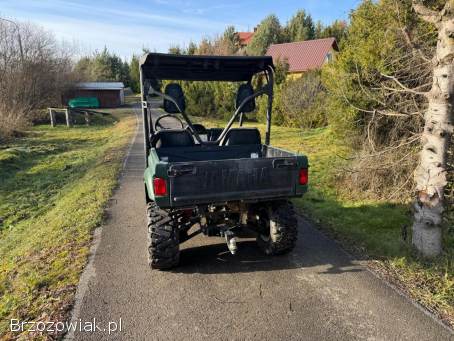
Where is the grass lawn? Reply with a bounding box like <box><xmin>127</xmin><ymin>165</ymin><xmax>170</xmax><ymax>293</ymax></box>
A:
<box><xmin>197</xmin><ymin>116</ymin><xmax>454</xmax><ymax>328</ymax></box>
<box><xmin>0</xmin><ymin>108</ymin><xmax>136</xmax><ymax>340</ymax></box>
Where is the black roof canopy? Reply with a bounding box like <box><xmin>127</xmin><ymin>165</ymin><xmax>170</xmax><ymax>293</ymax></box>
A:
<box><xmin>140</xmin><ymin>53</ymin><xmax>274</xmax><ymax>82</ymax></box>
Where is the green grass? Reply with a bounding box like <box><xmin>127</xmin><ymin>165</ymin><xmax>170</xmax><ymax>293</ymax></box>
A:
<box><xmin>197</xmin><ymin>116</ymin><xmax>454</xmax><ymax>328</ymax></box>
<box><xmin>0</xmin><ymin>109</ymin><xmax>136</xmax><ymax>340</ymax></box>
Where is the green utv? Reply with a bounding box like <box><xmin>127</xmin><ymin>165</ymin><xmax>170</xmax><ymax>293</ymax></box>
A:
<box><xmin>140</xmin><ymin>53</ymin><xmax>309</xmax><ymax>269</ymax></box>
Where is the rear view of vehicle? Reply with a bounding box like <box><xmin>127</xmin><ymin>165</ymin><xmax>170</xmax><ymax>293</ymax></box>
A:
<box><xmin>140</xmin><ymin>53</ymin><xmax>309</xmax><ymax>269</ymax></box>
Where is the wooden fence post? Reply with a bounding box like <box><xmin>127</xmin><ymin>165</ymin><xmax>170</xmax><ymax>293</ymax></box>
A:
<box><xmin>84</xmin><ymin>111</ymin><xmax>90</xmax><ymax>126</ymax></box>
<box><xmin>49</xmin><ymin>108</ymin><xmax>56</xmax><ymax>127</ymax></box>
<box><xmin>65</xmin><ymin>109</ymin><xmax>72</xmax><ymax>127</ymax></box>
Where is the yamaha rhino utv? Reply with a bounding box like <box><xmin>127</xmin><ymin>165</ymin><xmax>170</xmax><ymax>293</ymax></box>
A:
<box><xmin>140</xmin><ymin>53</ymin><xmax>309</xmax><ymax>269</ymax></box>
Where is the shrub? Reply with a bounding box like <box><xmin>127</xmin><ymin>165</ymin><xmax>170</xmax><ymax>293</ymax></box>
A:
<box><xmin>280</xmin><ymin>71</ymin><xmax>328</xmax><ymax>128</ymax></box>
<box><xmin>179</xmin><ymin>81</ymin><xmax>237</xmax><ymax>120</ymax></box>
<box><xmin>0</xmin><ymin>21</ymin><xmax>74</xmax><ymax>138</ymax></box>
<box><xmin>256</xmin><ymin>71</ymin><xmax>328</xmax><ymax>129</ymax></box>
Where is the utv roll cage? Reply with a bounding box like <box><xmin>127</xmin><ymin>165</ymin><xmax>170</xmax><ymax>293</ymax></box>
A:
<box><xmin>139</xmin><ymin>53</ymin><xmax>275</xmax><ymax>163</ymax></box>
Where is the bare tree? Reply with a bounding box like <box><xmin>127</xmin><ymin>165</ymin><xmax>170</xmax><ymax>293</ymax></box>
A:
<box><xmin>0</xmin><ymin>20</ymin><xmax>74</xmax><ymax>138</ymax></box>
<box><xmin>411</xmin><ymin>0</ymin><xmax>454</xmax><ymax>257</ymax></box>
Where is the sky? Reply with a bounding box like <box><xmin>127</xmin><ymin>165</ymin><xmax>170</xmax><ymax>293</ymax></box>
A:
<box><xmin>0</xmin><ymin>0</ymin><xmax>361</xmax><ymax>59</ymax></box>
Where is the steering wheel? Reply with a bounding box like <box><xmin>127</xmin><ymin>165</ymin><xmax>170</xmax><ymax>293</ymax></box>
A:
<box><xmin>154</xmin><ymin>114</ymin><xmax>185</xmax><ymax>131</ymax></box>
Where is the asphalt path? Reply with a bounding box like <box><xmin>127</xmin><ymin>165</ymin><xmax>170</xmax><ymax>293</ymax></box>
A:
<box><xmin>66</xmin><ymin>103</ymin><xmax>453</xmax><ymax>341</ymax></box>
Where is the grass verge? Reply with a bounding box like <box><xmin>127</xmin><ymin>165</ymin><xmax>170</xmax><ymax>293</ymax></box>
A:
<box><xmin>0</xmin><ymin>108</ymin><xmax>136</xmax><ymax>340</ymax></box>
<box><xmin>197</xmin><ymin>116</ymin><xmax>454</xmax><ymax>329</ymax></box>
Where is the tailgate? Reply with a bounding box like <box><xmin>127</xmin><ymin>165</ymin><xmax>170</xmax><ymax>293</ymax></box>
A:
<box><xmin>167</xmin><ymin>157</ymin><xmax>298</xmax><ymax>206</ymax></box>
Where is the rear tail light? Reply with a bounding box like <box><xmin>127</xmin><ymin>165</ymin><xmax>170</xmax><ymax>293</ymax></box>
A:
<box><xmin>299</xmin><ymin>168</ymin><xmax>308</xmax><ymax>185</ymax></box>
<box><xmin>153</xmin><ymin>177</ymin><xmax>167</xmax><ymax>196</ymax></box>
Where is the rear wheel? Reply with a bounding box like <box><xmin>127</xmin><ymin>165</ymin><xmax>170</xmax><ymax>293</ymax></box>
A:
<box><xmin>147</xmin><ymin>202</ymin><xmax>180</xmax><ymax>269</ymax></box>
<box><xmin>256</xmin><ymin>200</ymin><xmax>298</xmax><ymax>255</ymax></box>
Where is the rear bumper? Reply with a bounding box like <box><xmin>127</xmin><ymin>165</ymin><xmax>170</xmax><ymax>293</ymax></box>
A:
<box><xmin>171</xmin><ymin>189</ymin><xmax>304</xmax><ymax>207</ymax></box>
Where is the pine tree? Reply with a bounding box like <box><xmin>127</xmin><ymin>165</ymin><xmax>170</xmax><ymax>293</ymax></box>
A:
<box><xmin>129</xmin><ymin>55</ymin><xmax>140</xmax><ymax>93</ymax></box>
<box><xmin>247</xmin><ymin>15</ymin><xmax>283</xmax><ymax>55</ymax></box>
<box><xmin>285</xmin><ymin>10</ymin><xmax>315</xmax><ymax>42</ymax></box>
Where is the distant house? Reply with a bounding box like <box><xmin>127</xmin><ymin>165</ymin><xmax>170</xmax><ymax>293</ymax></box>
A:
<box><xmin>64</xmin><ymin>82</ymin><xmax>125</xmax><ymax>108</ymax></box>
<box><xmin>266</xmin><ymin>38</ymin><xmax>339</xmax><ymax>79</ymax></box>
<box><xmin>237</xmin><ymin>32</ymin><xmax>255</xmax><ymax>48</ymax></box>
<box><xmin>236</xmin><ymin>25</ymin><xmax>260</xmax><ymax>48</ymax></box>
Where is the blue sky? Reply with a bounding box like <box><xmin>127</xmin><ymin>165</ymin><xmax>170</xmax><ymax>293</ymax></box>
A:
<box><xmin>0</xmin><ymin>0</ymin><xmax>361</xmax><ymax>59</ymax></box>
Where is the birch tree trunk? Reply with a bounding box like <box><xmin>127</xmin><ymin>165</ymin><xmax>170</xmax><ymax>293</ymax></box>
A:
<box><xmin>412</xmin><ymin>0</ymin><xmax>454</xmax><ymax>257</ymax></box>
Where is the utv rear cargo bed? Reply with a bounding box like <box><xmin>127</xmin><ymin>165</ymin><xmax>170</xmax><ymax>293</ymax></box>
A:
<box><xmin>148</xmin><ymin>145</ymin><xmax>308</xmax><ymax>208</ymax></box>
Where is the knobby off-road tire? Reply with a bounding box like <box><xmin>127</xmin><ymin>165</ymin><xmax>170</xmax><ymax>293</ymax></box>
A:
<box><xmin>256</xmin><ymin>200</ymin><xmax>298</xmax><ymax>255</ymax></box>
<box><xmin>147</xmin><ymin>201</ymin><xmax>180</xmax><ymax>269</ymax></box>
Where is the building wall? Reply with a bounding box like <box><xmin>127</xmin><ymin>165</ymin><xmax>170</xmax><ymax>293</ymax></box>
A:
<box><xmin>286</xmin><ymin>72</ymin><xmax>304</xmax><ymax>81</ymax></box>
<box><xmin>63</xmin><ymin>89</ymin><xmax>122</xmax><ymax>108</ymax></box>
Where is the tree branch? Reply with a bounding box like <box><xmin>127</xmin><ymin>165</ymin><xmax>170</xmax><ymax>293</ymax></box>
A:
<box><xmin>353</xmin><ymin>135</ymin><xmax>421</xmax><ymax>159</ymax></box>
<box><xmin>375</xmin><ymin>109</ymin><xmax>413</xmax><ymax>117</ymax></box>
<box><xmin>380</xmin><ymin>72</ymin><xmax>429</xmax><ymax>95</ymax></box>
<box><xmin>355</xmin><ymin>63</ymin><xmax>386</xmax><ymax>106</ymax></box>
<box><xmin>412</xmin><ymin>1</ymin><xmax>441</xmax><ymax>24</ymax></box>
<box><xmin>400</xmin><ymin>26</ymin><xmax>432</xmax><ymax>63</ymax></box>
<box><xmin>340</xmin><ymin>89</ymin><xmax>375</xmax><ymax>114</ymax></box>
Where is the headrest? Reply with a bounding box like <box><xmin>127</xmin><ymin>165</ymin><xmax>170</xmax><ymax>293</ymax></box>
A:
<box><xmin>164</xmin><ymin>83</ymin><xmax>185</xmax><ymax>113</ymax></box>
<box><xmin>236</xmin><ymin>83</ymin><xmax>255</xmax><ymax>113</ymax></box>
<box><xmin>192</xmin><ymin>123</ymin><xmax>207</xmax><ymax>135</ymax></box>
<box><xmin>221</xmin><ymin>128</ymin><xmax>261</xmax><ymax>146</ymax></box>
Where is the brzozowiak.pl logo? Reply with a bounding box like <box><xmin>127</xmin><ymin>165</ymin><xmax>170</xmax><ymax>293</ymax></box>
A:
<box><xmin>10</xmin><ymin>317</ymin><xmax>123</xmax><ymax>335</ymax></box>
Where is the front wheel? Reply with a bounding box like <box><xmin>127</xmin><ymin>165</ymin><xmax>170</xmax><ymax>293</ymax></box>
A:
<box><xmin>256</xmin><ymin>200</ymin><xmax>298</xmax><ymax>255</ymax></box>
<box><xmin>147</xmin><ymin>202</ymin><xmax>180</xmax><ymax>269</ymax></box>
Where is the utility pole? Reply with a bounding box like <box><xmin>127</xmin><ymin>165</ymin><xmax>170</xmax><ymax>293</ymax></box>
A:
<box><xmin>0</xmin><ymin>17</ymin><xmax>24</xmax><ymax>64</ymax></box>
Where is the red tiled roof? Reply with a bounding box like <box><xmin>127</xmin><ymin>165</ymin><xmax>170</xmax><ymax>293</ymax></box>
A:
<box><xmin>238</xmin><ymin>32</ymin><xmax>254</xmax><ymax>45</ymax></box>
<box><xmin>266</xmin><ymin>38</ymin><xmax>338</xmax><ymax>73</ymax></box>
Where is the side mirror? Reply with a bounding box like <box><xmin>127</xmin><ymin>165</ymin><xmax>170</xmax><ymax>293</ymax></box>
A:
<box><xmin>236</xmin><ymin>83</ymin><xmax>255</xmax><ymax>113</ymax></box>
<box><xmin>164</xmin><ymin>83</ymin><xmax>185</xmax><ymax>113</ymax></box>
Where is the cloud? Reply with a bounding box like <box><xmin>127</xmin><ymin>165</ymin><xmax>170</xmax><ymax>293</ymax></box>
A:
<box><xmin>105</xmin><ymin>7</ymin><xmax>230</xmax><ymax>30</ymax></box>
<box><xmin>181</xmin><ymin>3</ymin><xmax>243</xmax><ymax>16</ymax></box>
<box><xmin>149</xmin><ymin>0</ymin><xmax>244</xmax><ymax>17</ymax></box>
<box><xmin>30</xmin><ymin>15</ymin><xmax>199</xmax><ymax>58</ymax></box>
<box><xmin>0</xmin><ymin>0</ymin><xmax>239</xmax><ymax>57</ymax></box>
<box><xmin>1</xmin><ymin>0</ymin><xmax>230</xmax><ymax>30</ymax></box>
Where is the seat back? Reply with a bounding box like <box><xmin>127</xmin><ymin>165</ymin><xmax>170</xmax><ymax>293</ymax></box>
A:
<box><xmin>207</xmin><ymin>128</ymin><xmax>223</xmax><ymax>142</ymax></box>
<box><xmin>192</xmin><ymin>124</ymin><xmax>207</xmax><ymax>135</ymax></box>
<box><xmin>151</xmin><ymin>129</ymin><xmax>195</xmax><ymax>148</ymax></box>
<box><xmin>163</xmin><ymin>83</ymin><xmax>185</xmax><ymax>113</ymax></box>
<box><xmin>236</xmin><ymin>83</ymin><xmax>256</xmax><ymax>113</ymax></box>
<box><xmin>220</xmin><ymin>128</ymin><xmax>261</xmax><ymax>146</ymax></box>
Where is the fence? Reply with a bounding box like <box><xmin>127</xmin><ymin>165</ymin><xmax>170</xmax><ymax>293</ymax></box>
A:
<box><xmin>48</xmin><ymin>108</ymin><xmax>91</xmax><ymax>127</ymax></box>
<box><xmin>48</xmin><ymin>108</ymin><xmax>71</xmax><ymax>127</ymax></box>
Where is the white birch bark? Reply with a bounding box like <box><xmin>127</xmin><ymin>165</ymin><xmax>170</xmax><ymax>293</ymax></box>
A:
<box><xmin>412</xmin><ymin>0</ymin><xmax>454</xmax><ymax>257</ymax></box>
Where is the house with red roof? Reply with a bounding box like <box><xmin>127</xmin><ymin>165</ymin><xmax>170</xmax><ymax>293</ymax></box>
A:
<box><xmin>236</xmin><ymin>26</ymin><xmax>260</xmax><ymax>48</ymax></box>
<box><xmin>237</xmin><ymin>32</ymin><xmax>255</xmax><ymax>47</ymax></box>
<box><xmin>266</xmin><ymin>37</ymin><xmax>339</xmax><ymax>78</ymax></box>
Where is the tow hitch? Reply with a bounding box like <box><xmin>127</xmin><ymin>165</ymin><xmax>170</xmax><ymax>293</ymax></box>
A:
<box><xmin>224</xmin><ymin>230</ymin><xmax>237</xmax><ymax>255</ymax></box>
